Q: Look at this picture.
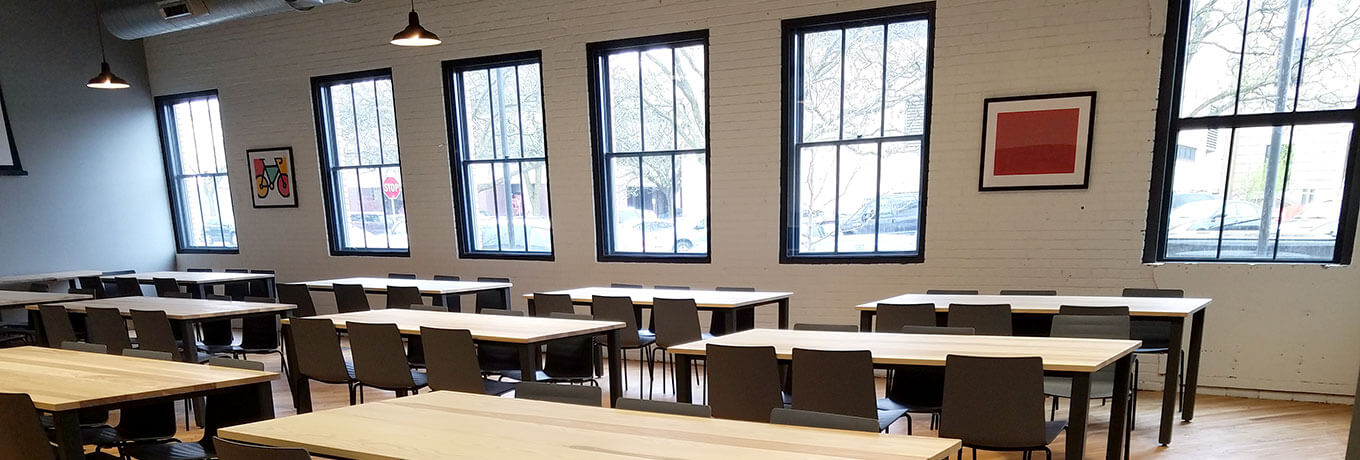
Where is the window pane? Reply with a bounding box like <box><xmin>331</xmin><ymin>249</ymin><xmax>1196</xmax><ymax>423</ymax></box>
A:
<box><xmin>462</xmin><ymin>70</ymin><xmax>494</xmax><ymax>160</ymax></box>
<box><xmin>521</xmin><ymin>160</ymin><xmax>552</xmax><ymax>252</ymax></box>
<box><xmin>610</xmin><ymin>156</ymin><xmax>642</xmax><ymax>252</ymax></box>
<box><xmin>675</xmin><ymin>153</ymin><xmax>707</xmax><ymax>254</ymax></box>
<box><xmin>381</xmin><ymin>166</ymin><xmax>407</xmax><ymax>250</ymax></box>
<box><xmin>207</xmin><ymin>98</ymin><xmax>228</xmax><ymax>172</ymax></box>
<box><xmin>608</xmin><ymin>52</ymin><xmax>642</xmax><ymax>153</ymax></box>
<box><xmin>466</xmin><ymin>163</ymin><xmax>499</xmax><ymax>251</ymax></box>
<box><xmin>518</xmin><ymin>63</ymin><xmax>546</xmax><ymax>158</ymax></box>
<box><xmin>1179</xmin><ymin>0</ymin><xmax>1246</xmax><ymax>118</ymax></box>
<box><xmin>842</xmin><ymin>25</ymin><xmax>885</xmax><ymax>139</ymax></box>
<box><xmin>492</xmin><ymin>162</ymin><xmax>527</xmax><ymax>251</ymax></box>
<box><xmin>330</xmin><ymin>84</ymin><xmax>360</xmax><ymax>167</ymax></box>
<box><xmin>1235</xmin><ymin>0</ymin><xmax>1305</xmax><ymax>115</ymax></box>
<box><xmin>490</xmin><ymin>66</ymin><xmax>522</xmax><ymax>159</ymax></box>
<box><xmin>675</xmin><ymin>45</ymin><xmax>706</xmax><ymax>150</ymax></box>
<box><xmin>884</xmin><ymin>20</ymin><xmax>929</xmax><ymax>137</ymax></box>
<box><xmin>376</xmin><ymin>79</ymin><xmax>400</xmax><ymax>164</ymax></box>
<box><xmin>1277</xmin><ymin>123</ymin><xmax>1353</xmax><ymax>260</ymax></box>
<box><xmin>214</xmin><ymin>175</ymin><xmax>237</xmax><ymax>247</ymax></box>
<box><xmin>877</xmin><ymin>141</ymin><xmax>921</xmax><ymax>252</ymax></box>
<box><xmin>190</xmin><ymin>99</ymin><xmax>219</xmax><ymax>174</ymax></box>
<box><xmin>353</xmin><ymin>81</ymin><xmax>382</xmax><ymax>166</ymax></box>
<box><xmin>337</xmin><ymin>168</ymin><xmax>366</xmax><ymax>249</ymax></box>
<box><xmin>797</xmin><ymin>145</ymin><xmax>837</xmax><ymax>253</ymax></box>
<box><xmin>1219</xmin><ymin>125</ymin><xmax>1292</xmax><ymax>259</ymax></box>
<box><xmin>172</xmin><ymin>103</ymin><xmax>200</xmax><ymax>175</ymax></box>
<box><xmin>357</xmin><ymin>167</ymin><xmax>388</xmax><ymax>249</ymax></box>
<box><xmin>641</xmin><ymin>155</ymin><xmax>675</xmax><ymax>253</ymax></box>
<box><xmin>1295</xmin><ymin>1</ymin><xmax>1360</xmax><ymax>111</ymax></box>
<box><xmin>801</xmin><ymin>30</ymin><xmax>843</xmax><ymax>142</ymax></box>
<box><xmin>180</xmin><ymin>177</ymin><xmax>205</xmax><ymax>247</ymax></box>
<box><xmin>1166</xmin><ymin>128</ymin><xmax>1231</xmax><ymax>259</ymax></box>
<box><xmin>641</xmin><ymin>48</ymin><xmax>676</xmax><ymax>152</ymax></box>
<box><xmin>836</xmin><ymin>144</ymin><xmax>879</xmax><ymax>253</ymax></box>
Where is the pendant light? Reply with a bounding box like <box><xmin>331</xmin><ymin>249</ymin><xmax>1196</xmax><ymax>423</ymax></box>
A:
<box><xmin>390</xmin><ymin>0</ymin><xmax>441</xmax><ymax>47</ymax></box>
<box><xmin>87</xmin><ymin>0</ymin><xmax>129</xmax><ymax>89</ymax></box>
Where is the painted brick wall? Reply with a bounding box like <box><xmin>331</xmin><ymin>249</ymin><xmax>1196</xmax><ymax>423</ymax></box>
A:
<box><xmin>143</xmin><ymin>0</ymin><xmax>1358</xmax><ymax>398</ymax></box>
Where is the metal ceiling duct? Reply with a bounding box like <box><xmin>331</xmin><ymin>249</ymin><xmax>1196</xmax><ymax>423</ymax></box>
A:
<box><xmin>99</xmin><ymin>0</ymin><xmax>360</xmax><ymax>40</ymax></box>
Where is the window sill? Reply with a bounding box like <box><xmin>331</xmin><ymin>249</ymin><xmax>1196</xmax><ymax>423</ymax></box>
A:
<box><xmin>329</xmin><ymin>249</ymin><xmax>411</xmax><ymax>258</ymax></box>
<box><xmin>1148</xmin><ymin>260</ymin><xmax>1347</xmax><ymax>267</ymax></box>
<box><xmin>459</xmin><ymin>251</ymin><xmax>555</xmax><ymax>262</ymax></box>
<box><xmin>596</xmin><ymin>253</ymin><xmax>711</xmax><ymax>264</ymax></box>
<box><xmin>177</xmin><ymin>248</ymin><xmax>240</xmax><ymax>255</ymax></box>
<box><xmin>781</xmin><ymin>253</ymin><xmax>924</xmax><ymax>265</ymax></box>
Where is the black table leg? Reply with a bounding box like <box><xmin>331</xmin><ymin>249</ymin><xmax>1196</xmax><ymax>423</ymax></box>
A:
<box><xmin>51</xmin><ymin>410</ymin><xmax>83</xmax><ymax>460</ymax></box>
<box><xmin>722</xmin><ymin>310</ymin><xmax>738</xmax><ymax>335</ymax></box>
<box><xmin>282</xmin><ymin>322</ymin><xmax>311</xmax><ymax>413</ymax></box>
<box><xmin>1066</xmin><ymin>372</ymin><xmax>1091</xmax><ymax>460</ymax></box>
<box><xmin>776</xmin><ymin>298</ymin><xmax>789</xmax><ymax>329</ymax></box>
<box><xmin>1107</xmin><ymin>355</ymin><xmax>1133</xmax><ymax>460</ymax></box>
<box><xmin>1159</xmin><ymin>317</ymin><xmax>1185</xmax><ymax>445</ymax></box>
<box><xmin>606</xmin><ymin>330</ymin><xmax>622</xmax><ymax>407</ymax></box>
<box><xmin>190</xmin><ymin>284</ymin><xmax>208</xmax><ymax>299</ymax></box>
<box><xmin>29</xmin><ymin>308</ymin><xmax>46</xmax><ymax>346</ymax></box>
<box><xmin>674</xmin><ymin>353</ymin><xmax>693</xmax><ymax>403</ymax></box>
<box><xmin>519</xmin><ymin>343</ymin><xmax>538</xmax><ymax>384</ymax></box>
<box><xmin>859</xmin><ymin>310</ymin><xmax>875</xmax><ymax>332</ymax></box>
<box><xmin>526</xmin><ymin>297</ymin><xmax>538</xmax><ymax>317</ymax></box>
<box><xmin>1182</xmin><ymin>310</ymin><xmax>1205</xmax><ymax>421</ymax></box>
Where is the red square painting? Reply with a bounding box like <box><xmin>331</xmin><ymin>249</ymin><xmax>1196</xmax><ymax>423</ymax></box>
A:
<box><xmin>980</xmin><ymin>92</ymin><xmax>1095</xmax><ymax>190</ymax></box>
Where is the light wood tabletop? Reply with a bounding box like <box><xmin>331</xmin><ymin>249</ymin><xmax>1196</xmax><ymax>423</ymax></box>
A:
<box><xmin>220</xmin><ymin>390</ymin><xmax>961</xmax><ymax>460</ymax></box>
<box><xmin>531</xmin><ymin>286</ymin><xmax>793</xmax><ymax>308</ymax></box>
<box><xmin>0</xmin><ymin>290</ymin><xmax>92</xmax><ymax>308</ymax></box>
<box><xmin>0</xmin><ymin>270</ymin><xmax>103</xmax><ymax>286</ymax></box>
<box><xmin>856</xmin><ymin>293</ymin><xmax>1210</xmax><ymax>317</ymax></box>
<box><xmin>667</xmin><ymin>328</ymin><xmax>1140</xmax><ymax>373</ymax></box>
<box><xmin>0</xmin><ymin>346</ymin><xmax>276</xmax><ymax>411</ymax></box>
<box><xmin>32</xmin><ymin>296</ymin><xmax>295</xmax><ymax>320</ymax></box>
<box><xmin>102</xmin><ymin>271</ymin><xmax>275</xmax><ymax>284</ymax></box>
<box><xmin>283</xmin><ymin>309</ymin><xmax>624</xmax><ymax>344</ymax></box>
<box><xmin>301</xmin><ymin>277</ymin><xmax>512</xmax><ymax>295</ymax></box>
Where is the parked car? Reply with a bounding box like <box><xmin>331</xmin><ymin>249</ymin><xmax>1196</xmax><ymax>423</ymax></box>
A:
<box><xmin>614</xmin><ymin>216</ymin><xmax>707</xmax><ymax>253</ymax></box>
<box><xmin>841</xmin><ymin>192</ymin><xmax>920</xmax><ymax>235</ymax></box>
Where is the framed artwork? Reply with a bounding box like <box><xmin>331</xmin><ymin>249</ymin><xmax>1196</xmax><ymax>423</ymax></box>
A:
<box><xmin>0</xmin><ymin>83</ymin><xmax>25</xmax><ymax>176</ymax></box>
<box><xmin>979</xmin><ymin>91</ymin><xmax>1095</xmax><ymax>191</ymax></box>
<box><xmin>247</xmin><ymin>147</ymin><xmax>297</xmax><ymax>208</ymax></box>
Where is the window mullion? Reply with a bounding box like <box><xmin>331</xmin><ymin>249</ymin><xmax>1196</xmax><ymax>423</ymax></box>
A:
<box><xmin>1269</xmin><ymin>126</ymin><xmax>1299</xmax><ymax>260</ymax></box>
<box><xmin>1213</xmin><ymin>128</ymin><xmax>1242</xmax><ymax>260</ymax></box>
<box><xmin>372</xmin><ymin>79</ymin><xmax>392</xmax><ymax>249</ymax></box>
<box><xmin>1228</xmin><ymin>0</ymin><xmax>1253</xmax><ymax>117</ymax></box>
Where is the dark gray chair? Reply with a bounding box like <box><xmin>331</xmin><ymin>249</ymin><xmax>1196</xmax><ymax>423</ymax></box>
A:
<box><xmin>419</xmin><ymin>327</ymin><xmax>515</xmax><ymax>395</ymax></box>
<box><xmin>347</xmin><ymin>322</ymin><xmax>428</xmax><ymax>398</ymax></box>
<box><xmin>85</xmin><ymin>307</ymin><xmax>132</xmax><ymax>354</ymax></box>
<box><xmin>1</xmin><ymin>393</ymin><xmax>66</xmax><ymax>459</ymax></box>
<box><xmin>900</xmin><ymin>325</ymin><xmax>976</xmax><ymax>335</ymax></box>
<box><xmin>531</xmin><ymin>293</ymin><xmax>575</xmax><ymax>317</ymax></box>
<box><xmin>122</xmin><ymin>358</ymin><xmax>275</xmax><ymax>460</ymax></box>
<box><xmin>247</xmin><ymin>269</ymin><xmax>276</xmax><ymax>299</ymax></box>
<box><xmin>388</xmin><ymin>273</ymin><xmax>418</xmax><ymax>279</ymax></box>
<box><xmin>882</xmin><ymin>325</ymin><xmax>977</xmax><ymax>433</ymax></box>
<box><xmin>946</xmin><ymin>303</ymin><xmax>1012</xmax><ymax>336</ymax></box>
<box><xmin>290</xmin><ymin>318</ymin><xmax>360</xmax><ymax>405</ymax></box>
<box><xmin>224</xmin><ymin>269</ymin><xmax>252</xmax><ymax>301</ymax></box>
<box><xmin>79</xmin><ymin>275</ymin><xmax>108</xmax><ymax>298</ymax></box>
<box><xmin>1044</xmin><ymin>314</ymin><xmax>1131</xmax><ymax>421</ymax></box>
<box><xmin>616</xmin><ymin>398</ymin><xmax>712</xmax><ymax>417</ymax></box>
<box><xmin>1000</xmin><ymin>290</ymin><xmax>1058</xmax><ymax>296</ymax></box>
<box><xmin>201</xmin><ymin>298</ymin><xmax>286</xmax><ymax>374</ymax></box>
<box><xmin>86</xmin><ymin>348</ymin><xmax>180</xmax><ymax>455</ymax></box>
<box><xmin>1122</xmin><ymin>287</ymin><xmax>1186</xmax><ymax>410</ymax></box>
<box><xmin>792</xmin><ymin>323</ymin><xmax>858</xmax><ymax>332</ymax></box>
<box><xmin>333</xmin><ymin>284</ymin><xmax>370</xmax><ymax>313</ymax></box>
<box><xmin>926</xmin><ymin>289</ymin><xmax>978</xmax><ymax>295</ymax></box>
<box><xmin>875</xmin><ymin>303</ymin><xmax>937</xmax><ymax>333</ymax></box>
<box><xmin>60</xmin><ymin>341</ymin><xmax>107</xmax><ymax>354</ymax></box>
<box><xmin>770</xmin><ymin>408</ymin><xmax>879</xmax><ymax>432</ymax></box>
<box><xmin>475</xmin><ymin>310</ymin><xmax>525</xmax><ymax>378</ymax></box>
<box><xmin>539</xmin><ymin>313</ymin><xmax>600</xmax><ymax>385</ymax></box>
<box><xmin>114</xmin><ymin>277</ymin><xmax>143</xmax><ymax>297</ymax></box>
<box><xmin>185</xmin><ymin>268</ymin><xmax>213</xmax><ymax>272</ymax></box>
<box><xmin>123</xmin><ymin>349</ymin><xmax>173</xmax><ymax>360</ymax></box>
<box><xmin>610</xmin><ymin>283</ymin><xmax>643</xmax><ymax>288</ymax></box>
<box><xmin>791</xmin><ymin>348</ymin><xmax>906</xmax><ymax>432</ymax></box>
<box><xmin>650</xmin><ymin>298</ymin><xmax>711</xmax><ymax>396</ymax></box>
<box><xmin>411</xmin><ymin>304</ymin><xmax>449</xmax><ymax>312</ymax></box>
<box><xmin>152</xmin><ymin>278</ymin><xmax>183</xmax><ymax>297</ymax></box>
<box><xmin>591</xmin><ymin>295</ymin><xmax>656</xmax><ymax>396</ymax></box>
<box><xmin>386</xmin><ymin>285</ymin><xmax>424</xmax><ymax>309</ymax></box>
<box><xmin>514</xmin><ymin>382</ymin><xmax>601</xmax><ymax>407</ymax></box>
<box><xmin>940</xmin><ymin>355</ymin><xmax>1067</xmax><ymax>460</ymax></box>
<box><xmin>38</xmin><ymin>304</ymin><xmax>78</xmax><ymax>347</ymax></box>
<box><xmin>432</xmin><ymin>275</ymin><xmax>462</xmax><ymax>311</ymax></box>
<box><xmin>276</xmin><ymin>283</ymin><xmax>318</xmax><ymax>317</ymax></box>
<box><xmin>706</xmin><ymin>344</ymin><xmax>784</xmax><ymax>423</ymax></box>
<box><xmin>711</xmin><ymin>286</ymin><xmax>756</xmax><ymax>335</ymax></box>
<box><xmin>130</xmin><ymin>309</ymin><xmax>211</xmax><ymax>363</ymax></box>
<box><xmin>654</xmin><ymin>285</ymin><xmax>691</xmax><ymax>290</ymax></box>
<box><xmin>214</xmin><ymin>437</ymin><xmax>311</xmax><ymax>460</ymax></box>
<box><xmin>475</xmin><ymin>277</ymin><xmax>511</xmax><ymax>312</ymax></box>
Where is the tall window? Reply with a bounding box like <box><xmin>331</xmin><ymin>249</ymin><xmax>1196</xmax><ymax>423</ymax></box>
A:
<box><xmin>445</xmin><ymin>52</ymin><xmax>554</xmax><ymax>259</ymax></box>
<box><xmin>780</xmin><ymin>5</ymin><xmax>934</xmax><ymax>263</ymax></box>
<box><xmin>155</xmin><ymin>90</ymin><xmax>238</xmax><ymax>253</ymax></box>
<box><xmin>1148</xmin><ymin>0</ymin><xmax>1360</xmax><ymax>263</ymax></box>
<box><xmin>311</xmin><ymin>69</ymin><xmax>409</xmax><ymax>256</ymax></box>
<box><xmin>588</xmin><ymin>31</ymin><xmax>710</xmax><ymax>262</ymax></box>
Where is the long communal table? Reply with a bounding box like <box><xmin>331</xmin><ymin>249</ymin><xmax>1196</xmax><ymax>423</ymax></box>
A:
<box><xmin>301</xmin><ymin>277</ymin><xmax>512</xmax><ymax>312</ymax></box>
<box><xmin>281</xmin><ymin>309</ymin><xmax>627</xmax><ymax>409</ymax></box>
<box><xmin>856</xmin><ymin>293</ymin><xmax>1210</xmax><ymax>446</ymax></box>
<box><xmin>220</xmin><ymin>390</ymin><xmax>963</xmax><ymax>460</ymax></box>
<box><xmin>668</xmin><ymin>328</ymin><xmax>1140</xmax><ymax>460</ymax></box>
<box><xmin>30</xmin><ymin>296</ymin><xmax>296</xmax><ymax>359</ymax></box>
<box><xmin>0</xmin><ymin>270</ymin><xmax>103</xmax><ymax>290</ymax></box>
<box><xmin>0</xmin><ymin>290</ymin><xmax>93</xmax><ymax>310</ymax></box>
<box><xmin>0</xmin><ymin>346</ymin><xmax>276</xmax><ymax>460</ymax></box>
<box><xmin>526</xmin><ymin>286</ymin><xmax>794</xmax><ymax>330</ymax></box>
<box><xmin>103</xmin><ymin>270</ymin><xmax>278</xmax><ymax>298</ymax></box>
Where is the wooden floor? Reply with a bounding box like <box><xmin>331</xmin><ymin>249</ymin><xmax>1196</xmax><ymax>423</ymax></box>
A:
<box><xmin>111</xmin><ymin>350</ymin><xmax>1350</xmax><ymax>459</ymax></box>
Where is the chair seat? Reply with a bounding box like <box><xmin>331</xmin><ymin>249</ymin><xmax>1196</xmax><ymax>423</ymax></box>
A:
<box><xmin>1043</xmin><ymin>375</ymin><xmax>1116</xmax><ymax>399</ymax></box>
<box><xmin>121</xmin><ymin>440</ymin><xmax>210</xmax><ymax>460</ymax></box>
<box><xmin>876</xmin><ymin>407</ymin><xmax>909</xmax><ymax>431</ymax></box>
<box><xmin>1135</xmin><ymin>346</ymin><xmax>1170</xmax><ymax>354</ymax></box>
<box><xmin>483</xmin><ymin>379</ymin><xmax>517</xmax><ymax>396</ymax></box>
<box><xmin>1043</xmin><ymin>420</ymin><xmax>1068</xmax><ymax>443</ymax></box>
<box><xmin>306</xmin><ymin>360</ymin><xmax>357</xmax><ymax>384</ymax></box>
<box><xmin>877</xmin><ymin>397</ymin><xmax>940</xmax><ymax>414</ymax></box>
<box><xmin>594</xmin><ymin>330</ymin><xmax>656</xmax><ymax>349</ymax></box>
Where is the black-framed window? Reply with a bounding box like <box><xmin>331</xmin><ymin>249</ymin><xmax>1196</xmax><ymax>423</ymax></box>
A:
<box><xmin>311</xmin><ymin>69</ymin><xmax>410</xmax><ymax>256</ymax></box>
<box><xmin>780</xmin><ymin>4</ymin><xmax>934</xmax><ymax>264</ymax></box>
<box><xmin>444</xmin><ymin>52</ymin><xmax>554</xmax><ymax>260</ymax></box>
<box><xmin>588</xmin><ymin>31</ymin><xmax>710</xmax><ymax>262</ymax></box>
<box><xmin>1147</xmin><ymin>0</ymin><xmax>1360</xmax><ymax>264</ymax></box>
<box><xmin>154</xmin><ymin>90</ymin><xmax>239</xmax><ymax>253</ymax></box>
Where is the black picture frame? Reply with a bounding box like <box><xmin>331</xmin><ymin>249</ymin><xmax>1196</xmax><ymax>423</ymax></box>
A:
<box><xmin>246</xmin><ymin>146</ymin><xmax>299</xmax><ymax>208</ymax></box>
<box><xmin>0</xmin><ymin>83</ymin><xmax>26</xmax><ymax>176</ymax></box>
<box><xmin>978</xmin><ymin>91</ymin><xmax>1096</xmax><ymax>191</ymax></box>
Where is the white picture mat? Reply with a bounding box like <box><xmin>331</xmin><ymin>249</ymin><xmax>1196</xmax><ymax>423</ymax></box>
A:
<box><xmin>247</xmin><ymin>148</ymin><xmax>297</xmax><ymax>207</ymax></box>
<box><xmin>982</xmin><ymin>95</ymin><xmax>1092</xmax><ymax>188</ymax></box>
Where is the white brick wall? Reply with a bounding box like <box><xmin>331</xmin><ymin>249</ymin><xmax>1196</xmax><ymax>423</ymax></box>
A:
<box><xmin>144</xmin><ymin>0</ymin><xmax>1359</xmax><ymax>397</ymax></box>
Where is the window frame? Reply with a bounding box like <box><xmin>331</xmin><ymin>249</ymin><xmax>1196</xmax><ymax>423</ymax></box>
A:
<box><xmin>778</xmin><ymin>3</ymin><xmax>936</xmax><ymax>265</ymax></box>
<box><xmin>310</xmin><ymin>68</ymin><xmax>411</xmax><ymax>257</ymax></box>
<box><xmin>1144</xmin><ymin>0</ymin><xmax>1360</xmax><ymax>264</ymax></box>
<box><xmin>154</xmin><ymin>89</ymin><xmax>240</xmax><ymax>254</ymax></box>
<box><xmin>587</xmin><ymin>30</ymin><xmax>713</xmax><ymax>263</ymax></box>
<box><xmin>443</xmin><ymin>51</ymin><xmax>556</xmax><ymax>261</ymax></box>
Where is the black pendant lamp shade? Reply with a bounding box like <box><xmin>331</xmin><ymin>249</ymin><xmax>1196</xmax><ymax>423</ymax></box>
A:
<box><xmin>390</xmin><ymin>7</ymin><xmax>440</xmax><ymax>47</ymax></box>
<box><xmin>88</xmin><ymin>61</ymin><xmax>130</xmax><ymax>89</ymax></box>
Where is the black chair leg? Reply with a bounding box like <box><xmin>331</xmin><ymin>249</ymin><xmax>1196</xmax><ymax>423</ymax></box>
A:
<box><xmin>903</xmin><ymin>413</ymin><xmax>912</xmax><ymax>435</ymax></box>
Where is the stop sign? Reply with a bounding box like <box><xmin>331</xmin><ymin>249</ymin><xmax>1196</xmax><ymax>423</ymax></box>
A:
<box><xmin>382</xmin><ymin>177</ymin><xmax>401</xmax><ymax>199</ymax></box>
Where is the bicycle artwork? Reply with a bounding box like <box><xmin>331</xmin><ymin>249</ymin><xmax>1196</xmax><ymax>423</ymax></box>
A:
<box><xmin>246</xmin><ymin>147</ymin><xmax>298</xmax><ymax>208</ymax></box>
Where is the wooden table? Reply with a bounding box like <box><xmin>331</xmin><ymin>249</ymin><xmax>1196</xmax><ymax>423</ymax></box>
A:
<box><xmin>103</xmin><ymin>270</ymin><xmax>277</xmax><ymax>298</ymax></box>
<box><xmin>669</xmin><ymin>329</ymin><xmax>1140</xmax><ymax>460</ymax></box>
<box><xmin>301</xmin><ymin>277</ymin><xmax>512</xmax><ymax>312</ymax></box>
<box><xmin>0</xmin><ymin>290</ymin><xmax>92</xmax><ymax>310</ymax></box>
<box><xmin>528</xmin><ymin>286</ymin><xmax>794</xmax><ymax>330</ymax></box>
<box><xmin>220</xmin><ymin>390</ymin><xmax>961</xmax><ymax>460</ymax></box>
<box><xmin>0</xmin><ymin>346</ymin><xmax>276</xmax><ymax>460</ymax></box>
<box><xmin>30</xmin><ymin>296</ymin><xmax>296</xmax><ymax>359</ymax></box>
<box><xmin>0</xmin><ymin>270</ymin><xmax>102</xmax><ymax>290</ymax></box>
<box><xmin>856</xmin><ymin>293</ymin><xmax>1210</xmax><ymax>446</ymax></box>
<box><xmin>281</xmin><ymin>309</ymin><xmax>627</xmax><ymax>409</ymax></box>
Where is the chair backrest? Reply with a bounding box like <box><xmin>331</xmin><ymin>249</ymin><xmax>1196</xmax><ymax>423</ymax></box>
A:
<box><xmin>411</xmin><ymin>304</ymin><xmax>449</xmax><ymax>312</ymax></box>
<box><xmin>946</xmin><ymin>303</ymin><xmax>1012</xmax><ymax>335</ymax></box>
<box><xmin>85</xmin><ymin>307</ymin><xmax>132</xmax><ymax>354</ymax></box>
<box><xmin>152</xmin><ymin>278</ymin><xmax>182</xmax><ymax>296</ymax></box>
<box><xmin>238</xmin><ymin>313</ymin><xmax>281</xmax><ymax>351</ymax></box>
<box><xmin>115</xmin><ymin>277</ymin><xmax>143</xmax><ymax>297</ymax></box>
<box><xmin>101</xmin><ymin>347</ymin><xmax>179</xmax><ymax>442</ymax></box>
<box><xmin>290</xmin><ymin>318</ymin><xmax>352</xmax><ymax>383</ymax></box>
<box><xmin>1058</xmin><ymin>305</ymin><xmax>1131</xmax><ymax>316</ymax></box>
<box><xmin>790</xmin><ymin>348</ymin><xmax>876</xmax><ymax>419</ymax></box>
<box><xmin>875</xmin><ymin>303</ymin><xmax>936</xmax><ymax>332</ymax></box>
<box><xmin>214</xmin><ymin>436</ymin><xmax>312</xmax><ymax>460</ymax></box>
<box><xmin>248</xmin><ymin>269</ymin><xmax>277</xmax><ymax>299</ymax></box>
<box><xmin>276</xmin><ymin>283</ymin><xmax>317</xmax><ymax>317</ymax></box>
<box><xmin>129</xmin><ymin>310</ymin><xmax>182</xmax><ymax>359</ymax></box>
<box><xmin>38</xmin><ymin>305</ymin><xmax>78</xmax><ymax>347</ymax></box>
<box><xmin>542</xmin><ymin>313</ymin><xmax>597</xmax><ymax>378</ymax></box>
<box><xmin>419</xmin><ymin>327</ymin><xmax>487</xmax><ymax>394</ymax></box>
<box><xmin>652</xmin><ymin>298</ymin><xmax>702</xmax><ymax>348</ymax></box>
<box><xmin>1121</xmin><ymin>288</ymin><xmax>1184</xmax><ymax>298</ymax></box>
<box><xmin>388</xmin><ymin>273</ymin><xmax>418</xmax><ymax>279</ymax></box>
<box><xmin>347</xmin><ymin>322</ymin><xmax>416</xmax><ymax>390</ymax></box>
<box><xmin>715</xmin><ymin>286</ymin><xmax>755</xmax><ymax>292</ymax></box>
<box><xmin>900</xmin><ymin>325</ymin><xmax>975</xmax><ymax>335</ymax></box>
<box><xmin>204</xmin><ymin>359</ymin><xmax>275</xmax><ymax>444</ymax></box>
<box><xmin>610</xmin><ymin>283</ymin><xmax>643</xmax><ymax>289</ymax></box>
<box><xmin>123</xmin><ymin>348</ymin><xmax>174</xmax><ymax>360</ymax></box>
<box><xmin>706</xmin><ymin>344</ymin><xmax>783</xmax><ymax>422</ymax></box>
<box><xmin>792</xmin><ymin>323</ymin><xmax>859</xmax><ymax>332</ymax></box>
<box><xmin>208</xmin><ymin>357</ymin><xmax>266</xmax><ymax>371</ymax></box>
<box><xmin>616</xmin><ymin>398</ymin><xmax>712</xmax><ymax>417</ymax></box>
<box><xmin>654</xmin><ymin>285</ymin><xmax>691</xmax><ymax>290</ymax></box>
<box><xmin>926</xmin><ymin>289</ymin><xmax>978</xmax><ymax>295</ymax></box>
<box><xmin>69</xmin><ymin>287</ymin><xmax>97</xmax><ymax>297</ymax></box>
<box><xmin>481</xmin><ymin>309</ymin><xmax>525</xmax><ymax>317</ymax></box>
<box><xmin>0</xmin><ymin>393</ymin><xmax>59</xmax><ymax>459</ymax></box>
<box><xmin>432</xmin><ymin>275</ymin><xmax>463</xmax><ymax>311</ymax></box>
<box><xmin>186</xmin><ymin>268</ymin><xmax>213</xmax><ymax>272</ymax></box>
<box><xmin>1050</xmin><ymin>314</ymin><xmax>1130</xmax><ymax>340</ymax></box>
<box><xmin>476</xmin><ymin>277</ymin><xmax>511</xmax><ymax>311</ymax></box>
<box><xmin>60</xmin><ymin>341</ymin><xmax>107</xmax><ymax>354</ymax></box>
<box><xmin>78</xmin><ymin>275</ymin><xmax>107</xmax><ymax>297</ymax></box>
<box><xmin>770</xmin><ymin>408</ymin><xmax>879</xmax><ymax>433</ymax></box>
<box><xmin>940</xmin><ymin>355</ymin><xmax>1048</xmax><ymax>448</ymax></box>
<box><xmin>999</xmin><ymin>289</ymin><xmax>1057</xmax><ymax>296</ymax></box>
<box><xmin>333</xmin><ymin>284</ymin><xmax>371</xmax><ymax>313</ymax></box>
<box><xmin>590</xmin><ymin>295</ymin><xmax>644</xmax><ymax>347</ymax></box>
<box><xmin>433</xmin><ymin>275</ymin><xmax>461</xmax><ymax>281</ymax></box>
<box><xmin>386</xmin><ymin>285</ymin><xmax>423</xmax><ymax>309</ymax></box>
<box><xmin>514</xmin><ymin>382</ymin><xmax>601</xmax><ymax>407</ymax></box>
<box><xmin>531</xmin><ymin>293</ymin><xmax>575</xmax><ymax>317</ymax></box>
